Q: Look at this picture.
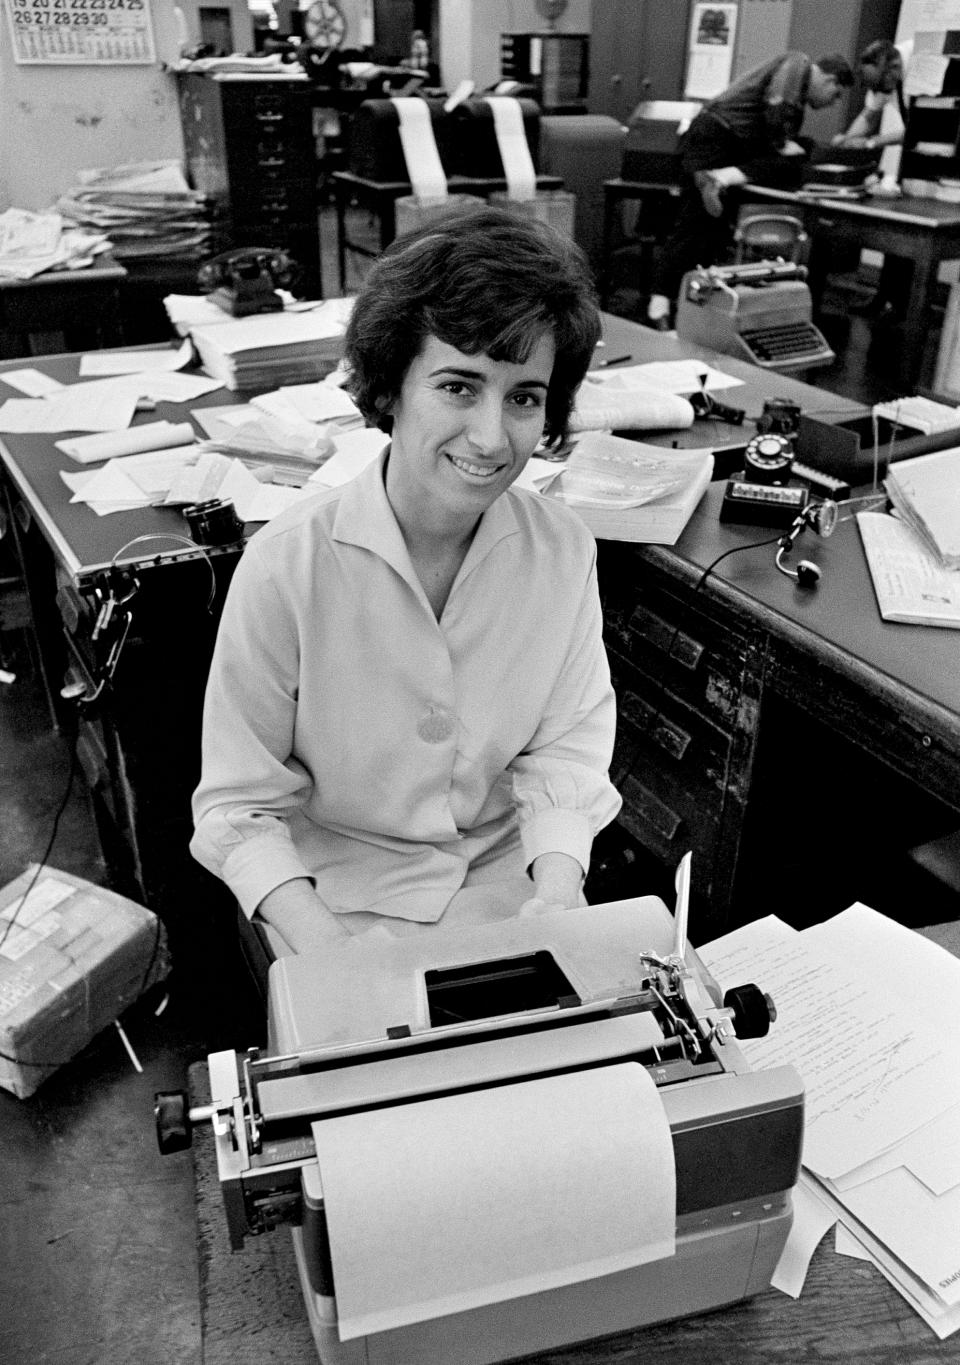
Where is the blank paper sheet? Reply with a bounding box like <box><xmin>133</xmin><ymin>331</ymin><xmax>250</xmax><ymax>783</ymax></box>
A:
<box><xmin>311</xmin><ymin>1061</ymin><xmax>676</xmax><ymax>1341</ymax></box>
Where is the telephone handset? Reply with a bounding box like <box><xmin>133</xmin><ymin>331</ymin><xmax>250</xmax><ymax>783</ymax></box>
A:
<box><xmin>197</xmin><ymin>248</ymin><xmax>301</xmax><ymax>317</ymax></box>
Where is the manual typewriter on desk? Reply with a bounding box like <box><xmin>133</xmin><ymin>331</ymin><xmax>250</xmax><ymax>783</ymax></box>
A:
<box><xmin>156</xmin><ymin>866</ymin><xmax>803</xmax><ymax>1365</ymax></box>
<box><xmin>676</xmin><ymin>259</ymin><xmax>834</xmax><ymax>371</ymax></box>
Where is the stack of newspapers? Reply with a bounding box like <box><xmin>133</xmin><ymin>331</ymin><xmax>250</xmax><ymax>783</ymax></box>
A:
<box><xmin>700</xmin><ymin>906</ymin><xmax>960</xmax><ymax>1339</ymax></box>
<box><xmin>55</xmin><ymin>161</ymin><xmax>213</xmax><ymax>261</ymax></box>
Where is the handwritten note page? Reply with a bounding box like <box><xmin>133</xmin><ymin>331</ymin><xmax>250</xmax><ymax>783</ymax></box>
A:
<box><xmin>698</xmin><ymin>915</ymin><xmax>956</xmax><ymax>1179</ymax></box>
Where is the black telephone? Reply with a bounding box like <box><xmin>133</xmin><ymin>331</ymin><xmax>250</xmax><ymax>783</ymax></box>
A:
<box><xmin>719</xmin><ymin>433</ymin><xmax>809</xmax><ymax>528</ymax></box>
<box><xmin>197</xmin><ymin>248</ymin><xmax>301</xmax><ymax>317</ymax></box>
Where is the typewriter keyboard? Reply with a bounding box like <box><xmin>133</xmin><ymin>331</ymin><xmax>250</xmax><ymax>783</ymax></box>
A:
<box><xmin>739</xmin><ymin>321</ymin><xmax>834</xmax><ymax>369</ymax></box>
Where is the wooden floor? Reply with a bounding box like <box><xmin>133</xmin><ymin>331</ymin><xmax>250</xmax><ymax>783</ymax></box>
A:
<box><xmin>0</xmin><ymin>209</ymin><xmax>952</xmax><ymax>1364</ymax></box>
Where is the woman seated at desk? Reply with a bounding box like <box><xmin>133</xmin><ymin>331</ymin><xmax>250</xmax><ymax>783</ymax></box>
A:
<box><xmin>190</xmin><ymin>208</ymin><xmax>621</xmax><ymax>955</ymax></box>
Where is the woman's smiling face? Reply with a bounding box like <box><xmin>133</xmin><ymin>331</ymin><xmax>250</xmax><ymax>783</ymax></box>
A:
<box><xmin>384</xmin><ymin>332</ymin><xmax>556</xmax><ymax>525</ymax></box>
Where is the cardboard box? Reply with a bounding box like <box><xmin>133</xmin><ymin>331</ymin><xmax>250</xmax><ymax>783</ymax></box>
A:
<box><xmin>0</xmin><ymin>864</ymin><xmax>169</xmax><ymax>1099</ymax></box>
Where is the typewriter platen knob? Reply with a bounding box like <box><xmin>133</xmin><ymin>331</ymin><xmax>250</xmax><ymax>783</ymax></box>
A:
<box><xmin>155</xmin><ymin>1090</ymin><xmax>192</xmax><ymax>1155</ymax></box>
<box><xmin>723</xmin><ymin>983</ymin><xmax>777</xmax><ymax>1039</ymax></box>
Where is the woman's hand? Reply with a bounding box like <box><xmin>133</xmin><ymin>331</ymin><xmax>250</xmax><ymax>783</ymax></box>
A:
<box><xmin>519</xmin><ymin>852</ymin><xmax>585</xmax><ymax>917</ymax></box>
<box><xmin>257</xmin><ymin>878</ymin><xmax>349</xmax><ymax>954</ymax></box>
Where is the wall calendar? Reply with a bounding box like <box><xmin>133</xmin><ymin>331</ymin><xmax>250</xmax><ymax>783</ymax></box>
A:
<box><xmin>3</xmin><ymin>0</ymin><xmax>155</xmax><ymax>64</ymax></box>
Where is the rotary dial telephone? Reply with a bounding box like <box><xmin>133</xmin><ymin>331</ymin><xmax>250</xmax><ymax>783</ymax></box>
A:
<box><xmin>197</xmin><ymin>248</ymin><xmax>300</xmax><ymax>317</ymax></box>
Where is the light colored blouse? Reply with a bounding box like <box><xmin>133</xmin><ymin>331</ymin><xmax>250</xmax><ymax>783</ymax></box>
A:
<box><xmin>190</xmin><ymin>451</ymin><xmax>621</xmax><ymax>924</ymax></box>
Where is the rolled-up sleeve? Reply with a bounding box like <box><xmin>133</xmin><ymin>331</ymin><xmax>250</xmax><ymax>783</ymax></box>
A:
<box><xmin>508</xmin><ymin>550</ymin><xmax>622</xmax><ymax>876</ymax></box>
<box><xmin>190</xmin><ymin>540</ymin><xmax>314</xmax><ymax>916</ymax></box>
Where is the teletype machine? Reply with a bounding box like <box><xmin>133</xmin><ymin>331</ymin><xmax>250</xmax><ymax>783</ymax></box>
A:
<box><xmin>157</xmin><ymin>867</ymin><xmax>803</xmax><ymax>1364</ymax></box>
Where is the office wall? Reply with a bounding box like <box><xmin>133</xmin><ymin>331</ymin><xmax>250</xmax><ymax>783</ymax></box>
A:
<box><xmin>439</xmin><ymin>0</ymin><xmax>592</xmax><ymax>94</ymax></box>
<box><xmin>0</xmin><ymin>1</ymin><xmax>182</xmax><ymax>212</ymax></box>
<box><xmin>0</xmin><ymin>0</ymin><xmax>257</xmax><ymax>213</ymax></box>
<box><xmin>787</xmin><ymin>0</ymin><xmax>865</xmax><ymax>143</ymax></box>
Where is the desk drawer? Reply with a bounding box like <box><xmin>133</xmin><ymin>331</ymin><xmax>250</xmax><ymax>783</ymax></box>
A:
<box><xmin>610</xmin><ymin>668</ymin><xmax>740</xmax><ymax>864</ymax></box>
<box><xmin>604</xmin><ymin>593</ymin><xmax>752</xmax><ymax>733</ymax></box>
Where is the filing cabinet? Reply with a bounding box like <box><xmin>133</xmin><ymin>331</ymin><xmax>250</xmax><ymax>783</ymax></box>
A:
<box><xmin>177</xmin><ymin>72</ymin><xmax>322</xmax><ymax>297</ymax></box>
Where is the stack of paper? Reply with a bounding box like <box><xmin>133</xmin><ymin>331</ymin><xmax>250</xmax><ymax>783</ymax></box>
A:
<box><xmin>541</xmin><ymin>432</ymin><xmax>714</xmax><ymax>544</ymax></box>
<box><xmin>188</xmin><ymin>299</ymin><xmax>353</xmax><ymax>391</ymax></box>
<box><xmin>54</xmin><ymin>161</ymin><xmax>213</xmax><ymax>261</ymax></box>
<box><xmin>187</xmin><ymin>378</ymin><xmax>365</xmax><ymax>483</ymax></box>
<box><xmin>885</xmin><ymin>447</ymin><xmax>960</xmax><ymax>569</ymax></box>
<box><xmin>873</xmin><ymin>395</ymin><xmax>960</xmax><ymax>437</ymax></box>
<box><xmin>0</xmin><ymin>208</ymin><xmax>111</xmax><ymax>281</ymax></box>
<box><xmin>699</xmin><ymin>906</ymin><xmax>960</xmax><ymax>1339</ymax></box>
<box><xmin>573</xmin><ymin>370</ymin><xmax>695</xmax><ymax>433</ymax></box>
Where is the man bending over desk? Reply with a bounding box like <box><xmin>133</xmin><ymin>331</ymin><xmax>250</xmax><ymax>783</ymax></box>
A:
<box><xmin>646</xmin><ymin>51</ymin><xmax>852</xmax><ymax>331</ymax></box>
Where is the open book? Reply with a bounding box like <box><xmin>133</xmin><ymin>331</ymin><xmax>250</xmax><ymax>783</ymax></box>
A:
<box><xmin>541</xmin><ymin>432</ymin><xmax>714</xmax><ymax>544</ymax></box>
<box><xmin>857</xmin><ymin>511</ymin><xmax>960</xmax><ymax>628</ymax></box>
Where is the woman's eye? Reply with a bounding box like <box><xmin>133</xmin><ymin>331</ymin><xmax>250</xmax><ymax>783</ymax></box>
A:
<box><xmin>440</xmin><ymin>381</ymin><xmax>472</xmax><ymax>397</ymax></box>
<box><xmin>511</xmin><ymin>391</ymin><xmax>544</xmax><ymax>409</ymax></box>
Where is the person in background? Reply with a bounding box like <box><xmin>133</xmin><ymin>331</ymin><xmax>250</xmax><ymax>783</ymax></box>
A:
<box><xmin>646</xmin><ymin>51</ymin><xmax>853</xmax><ymax>331</ymax></box>
<box><xmin>832</xmin><ymin>39</ymin><xmax>909</xmax><ymax>155</ymax></box>
<box><xmin>833</xmin><ymin>39</ymin><xmax>915</xmax><ymax>325</ymax></box>
<box><xmin>399</xmin><ymin>27</ymin><xmax>440</xmax><ymax>85</ymax></box>
<box><xmin>191</xmin><ymin>207</ymin><xmax>621</xmax><ymax>956</ymax></box>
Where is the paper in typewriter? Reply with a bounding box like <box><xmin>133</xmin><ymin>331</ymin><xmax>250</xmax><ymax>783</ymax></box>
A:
<box><xmin>311</xmin><ymin>1062</ymin><xmax>676</xmax><ymax>1341</ymax></box>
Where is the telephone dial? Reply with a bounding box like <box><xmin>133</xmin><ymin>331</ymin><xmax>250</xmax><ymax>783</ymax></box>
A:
<box><xmin>197</xmin><ymin>248</ymin><xmax>301</xmax><ymax>317</ymax></box>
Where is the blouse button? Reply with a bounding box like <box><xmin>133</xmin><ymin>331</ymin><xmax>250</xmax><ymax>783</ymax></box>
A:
<box><xmin>418</xmin><ymin>706</ymin><xmax>455</xmax><ymax>743</ymax></box>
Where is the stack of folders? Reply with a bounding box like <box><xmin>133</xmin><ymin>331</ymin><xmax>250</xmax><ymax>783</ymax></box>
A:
<box><xmin>700</xmin><ymin>906</ymin><xmax>960</xmax><ymax>1339</ymax></box>
<box><xmin>885</xmin><ymin>446</ymin><xmax>960</xmax><ymax>570</ymax></box>
<box><xmin>188</xmin><ymin>299</ymin><xmax>354</xmax><ymax>391</ymax></box>
<box><xmin>541</xmin><ymin>431</ymin><xmax>714</xmax><ymax>544</ymax></box>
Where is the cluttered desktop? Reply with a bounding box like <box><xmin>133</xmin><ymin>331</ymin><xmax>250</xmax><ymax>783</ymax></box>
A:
<box><xmin>2</xmin><ymin>206</ymin><xmax>960</xmax><ymax>1365</ymax></box>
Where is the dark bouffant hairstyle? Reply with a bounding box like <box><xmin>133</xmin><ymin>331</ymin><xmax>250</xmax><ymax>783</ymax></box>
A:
<box><xmin>816</xmin><ymin>53</ymin><xmax>855</xmax><ymax>87</ymax></box>
<box><xmin>343</xmin><ymin>205</ymin><xmax>601</xmax><ymax>448</ymax></box>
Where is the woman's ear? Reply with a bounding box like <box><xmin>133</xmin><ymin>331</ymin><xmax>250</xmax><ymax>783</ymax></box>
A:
<box><xmin>373</xmin><ymin>397</ymin><xmax>394</xmax><ymax>434</ymax></box>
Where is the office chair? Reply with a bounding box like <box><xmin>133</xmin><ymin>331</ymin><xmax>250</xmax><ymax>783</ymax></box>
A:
<box><xmin>733</xmin><ymin>209</ymin><xmax>809</xmax><ymax>266</ymax></box>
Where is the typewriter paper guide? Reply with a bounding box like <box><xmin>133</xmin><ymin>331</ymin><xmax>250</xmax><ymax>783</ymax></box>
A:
<box><xmin>312</xmin><ymin>1062</ymin><xmax>677</xmax><ymax>1341</ymax></box>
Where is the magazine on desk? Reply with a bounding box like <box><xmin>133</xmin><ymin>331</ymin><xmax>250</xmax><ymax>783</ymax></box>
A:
<box><xmin>541</xmin><ymin>432</ymin><xmax>714</xmax><ymax>544</ymax></box>
<box><xmin>857</xmin><ymin>511</ymin><xmax>960</xmax><ymax>628</ymax></box>
<box><xmin>884</xmin><ymin>445</ymin><xmax>960</xmax><ymax>570</ymax></box>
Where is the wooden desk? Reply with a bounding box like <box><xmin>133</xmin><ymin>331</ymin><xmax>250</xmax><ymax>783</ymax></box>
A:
<box><xmin>0</xmin><ymin>350</ymin><xmax>241</xmax><ymax>917</ymax></box>
<box><xmin>0</xmin><ymin>257</ymin><xmax>127</xmax><ymax>359</ymax></box>
<box><xmin>740</xmin><ymin>185</ymin><xmax>960</xmax><ymax>390</ymax></box>
<box><xmin>331</xmin><ymin>171</ymin><xmax>564</xmax><ymax>291</ymax></box>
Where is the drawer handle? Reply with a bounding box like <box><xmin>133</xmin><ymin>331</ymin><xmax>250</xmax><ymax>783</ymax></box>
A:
<box><xmin>653</xmin><ymin>720</ymin><xmax>691</xmax><ymax>762</ymax></box>
<box><xmin>620</xmin><ymin>689</ymin><xmax>692</xmax><ymax>763</ymax></box>
<box><xmin>629</xmin><ymin>604</ymin><xmax>704</xmax><ymax>671</ymax></box>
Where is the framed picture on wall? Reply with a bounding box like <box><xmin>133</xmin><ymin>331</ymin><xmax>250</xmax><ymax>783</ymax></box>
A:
<box><xmin>684</xmin><ymin>2</ymin><xmax>738</xmax><ymax>100</ymax></box>
<box><xmin>3</xmin><ymin>0</ymin><xmax>156</xmax><ymax>64</ymax></box>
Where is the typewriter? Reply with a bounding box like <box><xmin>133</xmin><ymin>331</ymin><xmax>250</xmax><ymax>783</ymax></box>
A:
<box><xmin>156</xmin><ymin>885</ymin><xmax>803</xmax><ymax>1364</ymax></box>
<box><xmin>676</xmin><ymin>259</ymin><xmax>834</xmax><ymax>371</ymax></box>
